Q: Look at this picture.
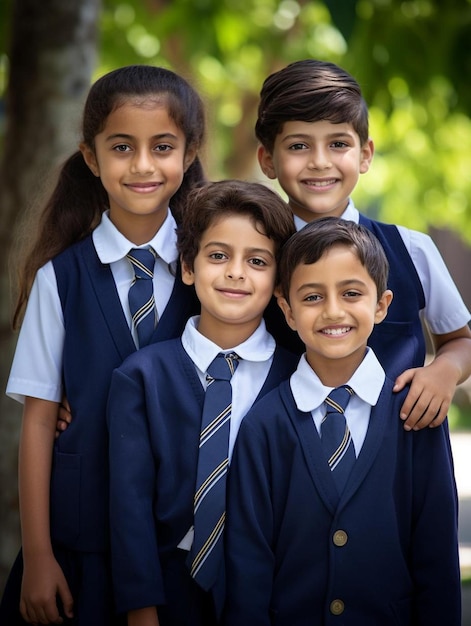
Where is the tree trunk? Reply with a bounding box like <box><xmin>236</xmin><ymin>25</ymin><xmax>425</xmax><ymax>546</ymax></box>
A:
<box><xmin>0</xmin><ymin>0</ymin><xmax>100</xmax><ymax>591</ymax></box>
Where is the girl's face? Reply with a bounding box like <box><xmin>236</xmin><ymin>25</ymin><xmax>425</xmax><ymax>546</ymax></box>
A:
<box><xmin>81</xmin><ymin>100</ymin><xmax>195</xmax><ymax>244</ymax></box>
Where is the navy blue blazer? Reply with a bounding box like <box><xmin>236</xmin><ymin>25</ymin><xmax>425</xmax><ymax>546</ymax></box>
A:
<box><xmin>107</xmin><ymin>339</ymin><xmax>299</xmax><ymax>620</ymax></box>
<box><xmin>51</xmin><ymin>235</ymin><xmax>200</xmax><ymax>552</ymax></box>
<box><xmin>224</xmin><ymin>379</ymin><xmax>461</xmax><ymax>626</ymax></box>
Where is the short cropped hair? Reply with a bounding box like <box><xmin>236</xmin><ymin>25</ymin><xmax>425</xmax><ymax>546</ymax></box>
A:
<box><xmin>177</xmin><ymin>179</ymin><xmax>296</xmax><ymax>274</ymax></box>
<box><xmin>256</xmin><ymin>59</ymin><xmax>369</xmax><ymax>152</ymax></box>
<box><xmin>279</xmin><ymin>217</ymin><xmax>389</xmax><ymax>302</ymax></box>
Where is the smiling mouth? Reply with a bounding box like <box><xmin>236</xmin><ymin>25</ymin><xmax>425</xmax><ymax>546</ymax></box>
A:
<box><xmin>126</xmin><ymin>182</ymin><xmax>162</xmax><ymax>191</ymax></box>
<box><xmin>217</xmin><ymin>288</ymin><xmax>250</xmax><ymax>297</ymax></box>
<box><xmin>303</xmin><ymin>178</ymin><xmax>338</xmax><ymax>187</ymax></box>
<box><xmin>321</xmin><ymin>326</ymin><xmax>352</xmax><ymax>336</ymax></box>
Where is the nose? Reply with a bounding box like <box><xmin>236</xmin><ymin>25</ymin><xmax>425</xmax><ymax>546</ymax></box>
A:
<box><xmin>130</xmin><ymin>149</ymin><xmax>155</xmax><ymax>175</ymax></box>
<box><xmin>226</xmin><ymin>258</ymin><xmax>245</xmax><ymax>280</ymax></box>
<box><xmin>322</xmin><ymin>295</ymin><xmax>345</xmax><ymax>320</ymax></box>
<box><xmin>308</xmin><ymin>146</ymin><xmax>331</xmax><ymax>170</ymax></box>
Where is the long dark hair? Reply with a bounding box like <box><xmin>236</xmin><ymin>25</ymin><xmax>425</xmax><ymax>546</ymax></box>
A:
<box><xmin>13</xmin><ymin>65</ymin><xmax>206</xmax><ymax>328</ymax></box>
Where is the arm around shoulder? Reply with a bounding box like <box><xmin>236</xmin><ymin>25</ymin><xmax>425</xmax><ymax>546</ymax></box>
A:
<box><xmin>395</xmin><ymin>325</ymin><xmax>471</xmax><ymax>430</ymax></box>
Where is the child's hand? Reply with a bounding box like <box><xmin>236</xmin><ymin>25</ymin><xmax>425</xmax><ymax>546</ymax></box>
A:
<box><xmin>128</xmin><ymin>606</ymin><xmax>160</xmax><ymax>626</ymax></box>
<box><xmin>55</xmin><ymin>396</ymin><xmax>72</xmax><ymax>439</ymax></box>
<box><xmin>393</xmin><ymin>360</ymin><xmax>457</xmax><ymax>431</ymax></box>
<box><xmin>20</xmin><ymin>553</ymin><xmax>73</xmax><ymax>624</ymax></box>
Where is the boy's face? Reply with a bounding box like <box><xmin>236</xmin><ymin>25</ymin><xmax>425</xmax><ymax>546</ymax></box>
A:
<box><xmin>258</xmin><ymin>119</ymin><xmax>373</xmax><ymax>223</ymax></box>
<box><xmin>182</xmin><ymin>213</ymin><xmax>277</xmax><ymax>349</ymax></box>
<box><xmin>278</xmin><ymin>244</ymin><xmax>392</xmax><ymax>384</ymax></box>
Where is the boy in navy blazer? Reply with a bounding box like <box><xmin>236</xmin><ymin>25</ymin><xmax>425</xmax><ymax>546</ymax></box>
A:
<box><xmin>224</xmin><ymin>217</ymin><xmax>461</xmax><ymax>626</ymax></box>
<box><xmin>107</xmin><ymin>180</ymin><xmax>297</xmax><ymax>626</ymax></box>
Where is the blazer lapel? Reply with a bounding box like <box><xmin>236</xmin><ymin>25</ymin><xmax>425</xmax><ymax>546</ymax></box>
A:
<box><xmin>279</xmin><ymin>382</ymin><xmax>339</xmax><ymax>514</ymax></box>
<box><xmin>338</xmin><ymin>380</ymin><xmax>393</xmax><ymax>507</ymax></box>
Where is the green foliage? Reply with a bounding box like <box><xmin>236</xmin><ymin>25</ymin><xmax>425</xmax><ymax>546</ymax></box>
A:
<box><xmin>2</xmin><ymin>0</ymin><xmax>470</xmax><ymax>241</ymax></box>
<box><xmin>94</xmin><ymin>0</ymin><xmax>471</xmax><ymax>242</ymax></box>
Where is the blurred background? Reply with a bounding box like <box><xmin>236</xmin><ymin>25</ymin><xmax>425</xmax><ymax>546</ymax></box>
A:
<box><xmin>0</xmin><ymin>0</ymin><xmax>470</xmax><ymax>602</ymax></box>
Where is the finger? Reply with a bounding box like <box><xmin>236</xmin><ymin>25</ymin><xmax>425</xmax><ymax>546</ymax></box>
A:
<box><xmin>427</xmin><ymin>404</ymin><xmax>449</xmax><ymax>429</ymax></box>
<box><xmin>393</xmin><ymin>368</ymin><xmax>416</xmax><ymax>392</ymax></box>
<box><xmin>58</xmin><ymin>581</ymin><xmax>74</xmax><ymax>619</ymax></box>
<box><xmin>401</xmin><ymin>395</ymin><xmax>431</xmax><ymax>430</ymax></box>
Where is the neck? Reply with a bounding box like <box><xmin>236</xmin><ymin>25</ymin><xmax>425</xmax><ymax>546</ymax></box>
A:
<box><xmin>196</xmin><ymin>315</ymin><xmax>262</xmax><ymax>350</ymax></box>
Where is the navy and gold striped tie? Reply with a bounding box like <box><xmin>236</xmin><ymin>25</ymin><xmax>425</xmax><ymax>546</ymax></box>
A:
<box><xmin>127</xmin><ymin>248</ymin><xmax>157</xmax><ymax>347</ymax></box>
<box><xmin>321</xmin><ymin>385</ymin><xmax>355</xmax><ymax>493</ymax></box>
<box><xmin>189</xmin><ymin>352</ymin><xmax>240</xmax><ymax>590</ymax></box>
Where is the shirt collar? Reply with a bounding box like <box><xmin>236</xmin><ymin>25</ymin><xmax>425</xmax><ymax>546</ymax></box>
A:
<box><xmin>293</xmin><ymin>198</ymin><xmax>359</xmax><ymax>231</ymax></box>
<box><xmin>181</xmin><ymin>316</ymin><xmax>275</xmax><ymax>374</ymax></box>
<box><xmin>291</xmin><ymin>347</ymin><xmax>385</xmax><ymax>412</ymax></box>
<box><xmin>92</xmin><ymin>209</ymin><xmax>178</xmax><ymax>265</ymax></box>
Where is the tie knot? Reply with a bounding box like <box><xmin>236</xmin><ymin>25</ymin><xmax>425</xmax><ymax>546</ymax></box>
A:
<box><xmin>325</xmin><ymin>385</ymin><xmax>354</xmax><ymax>415</ymax></box>
<box><xmin>127</xmin><ymin>248</ymin><xmax>156</xmax><ymax>279</ymax></box>
<box><xmin>207</xmin><ymin>352</ymin><xmax>240</xmax><ymax>382</ymax></box>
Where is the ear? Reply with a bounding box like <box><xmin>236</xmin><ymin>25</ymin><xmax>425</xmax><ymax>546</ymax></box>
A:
<box><xmin>79</xmin><ymin>142</ymin><xmax>100</xmax><ymax>177</ymax></box>
<box><xmin>257</xmin><ymin>145</ymin><xmax>277</xmax><ymax>180</ymax></box>
<box><xmin>359</xmin><ymin>138</ymin><xmax>374</xmax><ymax>174</ymax></box>
<box><xmin>374</xmin><ymin>289</ymin><xmax>393</xmax><ymax>324</ymax></box>
<box><xmin>277</xmin><ymin>296</ymin><xmax>297</xmax><ymax>331</ymax></box>
<box><xmin>181</xmin><ymin>257</ymin><xmax>195</xmax><ymax>285</ymax></box>
<box><xmin>183</xmin><ymin>146</ymin><xmax>197</xmax><ymax>173</ymax></box>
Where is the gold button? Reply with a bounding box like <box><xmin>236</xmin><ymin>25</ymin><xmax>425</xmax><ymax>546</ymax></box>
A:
<box><xmin>330</xmin><ymin>599</ymin><xmax>345</xmax><ymax>615</ymax></box>
<box><xmin>333</xmin><ymin>530</ymin><xmax>348</xmax><ymax>546</ymax></box>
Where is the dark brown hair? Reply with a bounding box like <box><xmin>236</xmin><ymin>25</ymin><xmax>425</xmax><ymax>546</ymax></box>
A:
<box><xmin>177</xmin><ymin>179</ymin><xmax>295</xmax><ymax>279</ymax></box>
<box><xmin>13</xmin><ymin>65</ymin><xmax>206</xmax><ymax>328</ymax></box>
<box><xmin>278</xmin><ymin>216</ymin><xmax>389</xmax><ymax>302</ymax></box>
<box><xmin>256</xmin><ymin>59</ymin><xmax>369</xmax><ymax>153</ymax></box>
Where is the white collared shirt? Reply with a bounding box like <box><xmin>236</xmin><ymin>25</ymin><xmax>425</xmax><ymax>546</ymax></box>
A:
<box><xmin>181</xmin><ymin>315</ymin><xmax>275</xmax><ymax>459</ymax></box>
<box><xmin>294</xmin><ymin>199</ymin><xmax>470</xmax><ymax>335</ymax></box>
<box><xmin>7</xmin><ymin>210</ymin><xmax>179</xmax><ymax>403</ymax></box>
<box><xmin>290</xmin><ymin>348</ymin><xmax>385</xmax><ymax>456</ymax></box>
<box><xmin>178</xmin><ymin>315</ymin><xmax>276</xmax><ymax>551</ymax></box>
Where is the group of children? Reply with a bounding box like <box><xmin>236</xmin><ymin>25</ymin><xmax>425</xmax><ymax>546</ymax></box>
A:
<box><xmin>1</xmin><ymin>58</ymin><xmax>469</xmax><ymax>626</ymax></box>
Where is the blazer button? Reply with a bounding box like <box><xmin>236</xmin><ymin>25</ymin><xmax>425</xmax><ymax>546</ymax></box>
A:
<box><xmin>333</xmin><ymin>529</ymin><xmax>348</xmax><ymax>546</ymax></box>
<box><xmin>330</xmin><ymin>599</ymin><xmax>345</xmax><ymax>615</ymax></box>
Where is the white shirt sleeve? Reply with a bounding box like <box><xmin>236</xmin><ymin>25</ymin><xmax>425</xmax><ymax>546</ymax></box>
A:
<box><xmin>6</xmin><ymin>261</ymin><xmax>65</xmax><ymax>404</ymax></box>
<box><xmin>397</xmin><ymin>226</ymin><xmax>470</xmax><ymax>335</ymax></box>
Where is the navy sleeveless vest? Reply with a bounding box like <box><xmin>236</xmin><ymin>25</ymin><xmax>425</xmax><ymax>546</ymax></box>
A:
<box><xmin>51</xmin><ymin>235</ymin><xmax>199</xmax><ymax>551</ymax></box>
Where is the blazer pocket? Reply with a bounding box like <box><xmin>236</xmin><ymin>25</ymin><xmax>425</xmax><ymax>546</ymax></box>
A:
<box><xmin>50</xmin><ymin>451</ymin><xmax>81</xmax><ymax>546</ymax></box>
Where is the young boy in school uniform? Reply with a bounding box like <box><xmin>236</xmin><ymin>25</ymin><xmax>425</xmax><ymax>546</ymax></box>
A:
<box><xmin>256</xmin><ymin>59</ymin><xmax>471</xmax><ymax>432</ymax></box>
<box><xmin>106</xmin><ymin>180</ymin><xmax>297</xmax><ymax>626</ymax></box>
<box><xmin>224</xmin><ymin>217</ymin><xmax>461</xmax><ymax>626</ymax></box>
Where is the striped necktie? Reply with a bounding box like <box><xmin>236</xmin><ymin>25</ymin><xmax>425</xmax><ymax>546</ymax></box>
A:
<box><xmin>188</xmin><ymin>352</ymin><xmax>240</xmax><ymax>590</ymax></box>
<box><xmin>127</xmin><ymin>248</ymin><xmax>157</xmax><ymax>347</ymax></box>
<box><xmin>321</xmin><ymin>385</ymin><xmax>355</xmax><ymax>493</ymax></box>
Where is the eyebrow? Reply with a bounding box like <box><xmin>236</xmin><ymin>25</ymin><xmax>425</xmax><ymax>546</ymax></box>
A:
<box><xmin>104</xmin><ymin>132</ymin><xmax>179</xmax><ymax>142</ymax></box>
<box><xmin>296</xmin><ymin>278</ymin><xmax>368</xmax><ymax>292</ymax></box>
<box><xmin>281</xmin><ymin>131</ymin><xmax>356</xmax><ymax>142</ymax></box>
<box><xmin>203</xmin><ymin>241</ymin><xmax>275</xmax><ymax>258</ymax></box>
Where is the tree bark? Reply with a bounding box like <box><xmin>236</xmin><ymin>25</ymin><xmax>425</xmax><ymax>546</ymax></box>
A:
<box><xmin>0</xmin><ymin>0</ymin><xmax>100</xmax><ymax>591</ymax></box>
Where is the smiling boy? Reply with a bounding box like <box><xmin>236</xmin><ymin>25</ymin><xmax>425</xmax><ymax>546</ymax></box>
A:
<box><xmin>255</xmin><ymin>59</ymin><xmax>471</xmax><ymax>431</ymax></box>
<box><xmin>224</xmin><ymin>217</ymin><xmax>461</xmax><ymax>626</ymax></box>
<box><xmin>106</xmin><ymin>180</ymin><xmax>297</xmax><ymax>626</ymax></box>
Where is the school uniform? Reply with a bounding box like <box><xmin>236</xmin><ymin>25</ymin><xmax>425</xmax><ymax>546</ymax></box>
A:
<box><xmin>224</xmin><ymin>350</ymin><xmax>461</xmax><ymax>626</ymax></box>
<box><xmin>277</xmin><ymin>201</ymin><xmax>471</xmax><ymax>377</ymax></box>
<box><xmin>107</xmin><ymin>318</ymin><xmax>299</xmax><ymax>625</ymax></box>
<box><xmin>2</xmin><ymin>211</ymin><xmax>199</xmax><ymax>625</ymax></box>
